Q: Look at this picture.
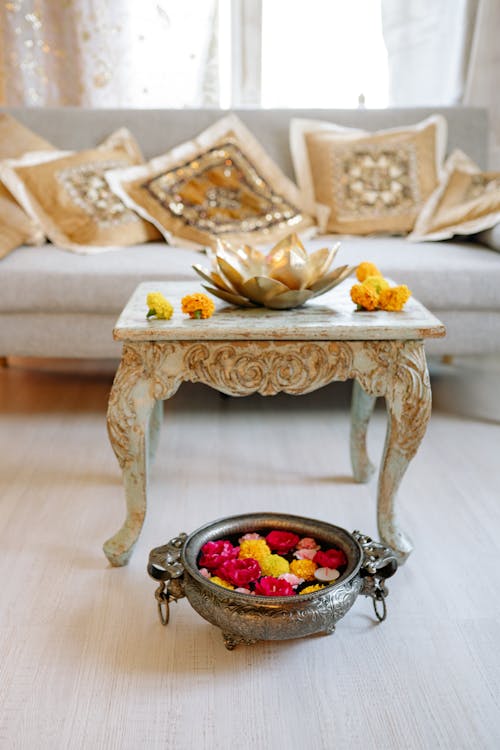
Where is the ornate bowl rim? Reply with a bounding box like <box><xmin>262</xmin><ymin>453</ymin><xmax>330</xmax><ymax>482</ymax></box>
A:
<box><xmin>181</xmin><ymin>511</ymin><xmax>364</xmax><ymax>605</ymax></box>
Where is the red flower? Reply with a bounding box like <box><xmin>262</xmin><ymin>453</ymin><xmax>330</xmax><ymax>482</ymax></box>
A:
<box><xmin>313</xmin><ymin>548</ymin><xmax>347</xmax><ymax>569</ymax></box>
<box><xmin>266</xmin><ymin>530</ymin><xmax>300</xmax><ymax>554</ymax></box>
<box><xmin>216</xmin><ymin>557</ymin><xmax>261</xmax><ymax>587</ymax></box>
<box><xmin>199</xmin><ymin>540</ymin><xmax>239</xmax><ymax>571</ymax></box>
<box><xmin>254</xmin><ymin>576</ymin><xmax>296</xmax><ymax>597</ymax></box>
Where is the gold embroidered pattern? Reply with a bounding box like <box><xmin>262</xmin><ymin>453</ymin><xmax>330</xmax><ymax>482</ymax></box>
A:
<box><xmin>143</xmin><ymin>140</ymin><xmax>302</xmax><ymax>234</ymax></box>
<box><xmin>57</xmin><ymin>160</ymin><xmax>139</xmax><ymax>227</ymax></box>
<box><xmin>465</xmin><ymin>174</ymin><xmax>500</xmax><ymax>201</ymax></box>
<box><xmin>334</xmin><ymin>144</ymin><xmax>420</xmax><ymax>220</ymax></box>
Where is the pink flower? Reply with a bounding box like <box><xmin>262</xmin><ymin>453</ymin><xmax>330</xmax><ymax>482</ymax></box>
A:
<box><xmin>313</xmin><ymin>548</ymin><xmax>347</xmax><ymax>569</ymax></box>
<box><xmin>199</xmin><ymin>540</ymin><xmax>239</xmax><ymax>571</ymax></box>
<box><xmin>199</xmin><ymin>568</ymin><xmax>211</xmax><ymax>579</ymax></box>
<box><xmin>278</xmin><ymin>573</ymin><xmax>304</xmax><ymax>588</ymax></box>
<box><xmin>254</xmin><ymin>576</ymin><xmax>296</xmax><ymax>596</ymax></box>
<box><xmin>216</xmin><ymin>557</ymin><xmax>261</xmax><ymax>587</ymax></box>
<box><xmin>294</xmin><ymin>548</ymin><xmax>317</xmax><ymax>560</ymax></box>
<box><xmin>235</xmin><ymin>587</ymin><xmax>255</xmax><ymax>595</ymax></box>
<box><xmin>266</xmin><ymin>530</ymin><xmax>300</xmax><ymax>554</ymax></box>
<box><xmin>297</xmin><ymin>537</ymin><xmax>320</xmax><ymax>550</ymax></box>
<box><xmin>239</xmin><ymin>532</ymin><xmax>262</xmax><ymax>542</ymax></box>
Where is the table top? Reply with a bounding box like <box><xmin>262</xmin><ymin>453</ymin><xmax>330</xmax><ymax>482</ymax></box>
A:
<box><xmin>113</xmin><ymin>281</ymin><xmax>446</xmax><ymax>342</ymax></box>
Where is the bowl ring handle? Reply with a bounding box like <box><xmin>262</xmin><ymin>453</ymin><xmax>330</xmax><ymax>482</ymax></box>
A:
<box><xmin>147</xmin><ymin>534</ymin><xmax>187</xmax><ymax>626</ymax></box>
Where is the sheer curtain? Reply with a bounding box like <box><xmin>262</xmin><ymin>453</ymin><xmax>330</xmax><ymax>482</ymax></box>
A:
<box><xmin>0</xmin><ymin>0</ymin><xmax>218</xmax><ymax>107</ymax></box>
<box><xmin>381</xmin><ymin>0</ymin><xmax>500</xmax><ymax>167</ymax></box>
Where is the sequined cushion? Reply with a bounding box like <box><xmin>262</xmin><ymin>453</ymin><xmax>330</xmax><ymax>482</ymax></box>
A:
<box><xmin>106</xmin><ymin>114</ymin><xmax>317</xmax><ymax>249</ymax></box>
<box><xmin>290</xmin><ymin>115</ymin><xmax>447</xmax><ymax>235</ymax></box>
<box><xmin>409</xmin><ymin>149</ymin><xmax>500</xmax><ymax>242</ymax></box>
<box><xmin>0</xmin><ymin>128</ymin><xmax>159</xmax><ymax>254</ymax></box>
<box><xmin>0</xmin><ymin>114</ymin><xmax>54</xmax><ymax>259</ymax></box>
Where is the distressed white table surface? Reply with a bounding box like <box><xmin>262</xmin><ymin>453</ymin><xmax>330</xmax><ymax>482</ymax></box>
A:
<box><xmin>105</xmin><ymin>280</ymin><xmax>445</xmax><ymax>568</ymax></box>
<box><xmin>113</xmin><ymin>280</ymin><xmax>445</xmax><ymax>342</ymax></box>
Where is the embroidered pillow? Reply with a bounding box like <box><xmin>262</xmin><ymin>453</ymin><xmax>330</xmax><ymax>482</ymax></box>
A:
<box><xmin>0</xmin><ymin>113</ymin><xmax>54</xmax><ymax>258</ymax></box>
<box><xmin>0</xmin><ymin>128</ymin><xmax>159</xmax><ymax>254</ymax></box>
<box><xmin>408</xmin><ymin>149</ymin><xmax>500</xmax><ymax>241</ymax></box>
<box><xmin>290</xmin><ymin>115</ymin><xmax>447</xmax><ymax>235</ymax></box>
<box><xmin>106</xmin><ymin>114</ymin><xmax>318</xmax><ymax>249</ymax></box>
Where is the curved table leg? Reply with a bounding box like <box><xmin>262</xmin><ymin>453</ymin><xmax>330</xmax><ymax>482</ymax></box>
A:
<box><xmin>377</xmin><ymin>342</ymin><xmax>432</xmax><ymax>561</ymax></box>
<box><xmin>104</xmin><ymin>350</ymin><xmax>157</xmax><ymax>567</ymax></box>
<box><xmin>350</xmin><ymin>379</ymin><xmax>377</xmax><ymax>483</ymax></box>
<box><xmin>149</xmin><ymin>398</ymin><xmax>163</xmax><ymax>463</ymax></box>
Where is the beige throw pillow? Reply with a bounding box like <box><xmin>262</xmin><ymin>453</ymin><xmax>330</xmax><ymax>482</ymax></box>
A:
<box><xmin>0</xmin><ymin>113</ymin><xmax>54</xmax><ymax>258</ymax></box>
<box><xmin>408</xmin><ymin>149</ymin><xmax>500</xmax><ymax>241</ymax></box>
<box><xmin>0</xmin><ymin>128</ymin><xmax>159</xmax><ymax>254</ymax></box>
<box><xmin>290</xmin><ymin>115</ymin><xmax>447</xmax><ymax>235</ymax></box>
<box><xmin>106</xmin><ymin>114</ymin><xmax>318</xmax><ymax>250</ymax></box>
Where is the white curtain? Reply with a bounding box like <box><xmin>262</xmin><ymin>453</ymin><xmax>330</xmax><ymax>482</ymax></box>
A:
<box><xmin>381</xmin><ymin>0</ymin><xmax>500</xmax><ymax>167</ymax></box>
<box><xmin>0</xmin><ymin>0</ymin><xmax>218</xmax><ymax>108</ymax></box>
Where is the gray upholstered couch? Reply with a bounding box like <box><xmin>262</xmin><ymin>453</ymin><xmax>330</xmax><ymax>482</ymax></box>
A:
<box><xmin>1</xmin><ymin>106</ymin><xmax>499</xmax><ymax>361</ymax></box>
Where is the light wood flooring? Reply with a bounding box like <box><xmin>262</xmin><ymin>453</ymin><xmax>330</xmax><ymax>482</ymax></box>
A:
<box><xmin>0</xmin><ymin>363</ymin><xmax>499</xmax><ymax>750</ymax></box>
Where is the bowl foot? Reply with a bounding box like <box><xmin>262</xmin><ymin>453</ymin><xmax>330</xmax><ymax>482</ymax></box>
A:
<box><xmin>222</xmin><ymin>632</ymin><xmax>258</xmax><ymax>650</ymax></box>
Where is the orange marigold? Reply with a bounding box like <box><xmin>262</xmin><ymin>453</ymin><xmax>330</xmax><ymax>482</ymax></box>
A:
<box><xmin>378</xmin><ymin>285</ymin><xmax>412</xmax><ymax>312</ymax></box>
<box><xmin>181</xmin><ymin>293</ymin><xmax>215</xmax><ymax>319</ymax></box>
<box><xmin>350</xmin><ymin>283</ymin><xmax>379</xmax><ymax>312</ymax></box>
<box><xmin>356</xmin><ymin>261</ymin><xmax>382</xmax><ymax>282</ymax></box>
<box><xmin>290</xmin><ymin>559</ymin><xmax>318</xmax><ymax>581</ymax></box>
<box><xmin>363</xmin><ymin>275</ymin><xmax>390</xmax><ymax>295</ymax></box>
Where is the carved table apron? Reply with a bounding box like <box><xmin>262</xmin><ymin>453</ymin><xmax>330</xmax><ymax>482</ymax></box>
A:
<box><xmin>104</xmin><ymin>282</ymin><xmax>445</xmax><ymax>567</ymax></box>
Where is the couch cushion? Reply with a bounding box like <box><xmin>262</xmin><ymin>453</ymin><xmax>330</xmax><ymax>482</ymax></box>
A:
<box><xmin>1</xmin><ymin>236</ymin><xmax>499</xmax><ymax>315</ymax></box>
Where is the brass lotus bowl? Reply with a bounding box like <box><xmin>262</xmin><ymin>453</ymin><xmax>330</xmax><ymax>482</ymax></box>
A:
<box><xmin>148</xmin><ymin>513</ymin><xmax>399</xmax><ymax>650</ymax></box>
<box><xmin>193</xmin><ymin>233</ymin><xmax>356</xmax><ymax>310</ymax></box>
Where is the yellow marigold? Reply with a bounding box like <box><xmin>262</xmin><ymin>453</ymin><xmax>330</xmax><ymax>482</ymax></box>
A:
<box><xmin>378</xmin><ymin>285</ymin><xmax>412</xmax><ymax>312</ymax></box>
<box><xmin>363</xmin><ymin>275</ymin><xmax>390</xmax><ymax>295</ymax></box>
<box><xmin>290</xmin><ymin>559</ymin><xmax>318</xmax><ymax>581</ymax></box>
<box><xmin>181</xmin><ymin>293</ymin><xmax>215</xmax><ymax>319</ymax></box>
<box><xmin>299</xmin><ymin>584</ymin><xmax>326</xmax><ymax>595</ymax></box>
<box><xmin>146</xmin><ymin>291</ymin><xmax>173</xmax><ymax>320</ymax></box>
<box><xmin>350</xmin><ymin>283</ymin><xmax>379</xmax><ymax>312</ymax></box>
<box><xmin>356</xmin><ymin>261</ymin><xmax>383</xmax><ymax>282</ymax></box>
<box><xmin>260</xmin><ymin>554</ymin><xmax>290</xmax><ymax>577</ymax></box>
<box><xmin>210</xmin><ymin>576</ymin><xmax>234</xmax><ymax>590</ymax></box>
<box><xmin>239</xmin><ymin>539</ymin><xmax>271</xmax><ymax>564</ymax></box>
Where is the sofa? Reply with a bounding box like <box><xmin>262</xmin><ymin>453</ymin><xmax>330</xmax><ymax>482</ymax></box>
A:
<box><xmin>1</xmin><ymin>106</ymin><xmax>499</xmax><ymax>361</ymax></box>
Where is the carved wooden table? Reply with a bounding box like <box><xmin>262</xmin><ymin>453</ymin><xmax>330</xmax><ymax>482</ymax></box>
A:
<box><xmin>104</xmin><ymin>281</ymin><xmax>445</xmax><ymax>567</ymax></box>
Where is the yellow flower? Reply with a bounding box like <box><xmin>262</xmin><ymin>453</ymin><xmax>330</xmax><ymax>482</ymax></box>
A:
<box><xmin>239</xmin><ymin>539</ymin><xmax>271</xmax><ymax>564</ymax></box>
<box><xmin>181</xmin><ymin>293</ymin><xmax>215</xmax><ymax>319</ymax></box>
<box><xmin>299</xmin><ymin>584</ymin><xmax>326</xmax><ymax>595</ymax></box>
<box><xmin>260</xmin><ymin>554</ymin><xmax>290</xmax><ymax>577</ymax></box>
<box><xmin>363</xmin><ymin>275</ymin><xmax>390</xmax><ymax>295</ymax></box>
<box><xmin>290</xmin><ymin>559</ymin><xmax>318</xmax><ymax>581</ymax></box>
<box><xmin>350</xmin><ymin>283</ymin><xmax>380</xmax><ymax>312</ymax></box>
<box><xmin>210</xmin><ymin>576</ymin><xmax>234</xmax><ymax>590</ymax></box>
<box><xmin>378</xmin><ymin>285</ymin><xmax>412</xmax><ymax>312</ymax></box>
<box><xmin>146</xmin><ymin>291</ymin><xmax>173</xmax><ymax>320</ymax></box>
<box><xmin>356</xmin><ymin>261</ymin><xmax>382</xmax><ymax>282</ymax></box>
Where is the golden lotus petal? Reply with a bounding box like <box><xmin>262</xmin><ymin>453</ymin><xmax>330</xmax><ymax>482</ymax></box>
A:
<box><xmin>267</xmin><ymin>232</ymin><xmax>308</xmax><ymax>262</ymax></box>
<box><xmin>202</xmin><ymin>285</ymin><xmax>257</xmax><ymax>308</ymax></box>
<box><xmin>241</xmin><ymin>276</ymin><xmax>291</xmax><ymax>305</ymax></box>
<box><xmin>308</xmin><ymin>244</ymin><xmax>341</xmax><ymax>284</ymax></box>
<box><xmin>234</xmin><ymin>244</ymin><xmax>267</xmax><ymax>275</ymax></box>
<box><xmin>192</xmin><ymin>264</ymin><xmax>236</xmax><ymax>294</ymax></box>
<box><xmin>267</xmin><ymin>246</ymin><xmax>310</xmax><ymax>290</ymax></box>
<box><xmin>308</xmin><ymin>265</ymin><xmax>356</xmax><ymax>294</ymax></box>
<box><xmin>264</xmin><ymin>289</ymin><xmax>314</xmax><ymax>310</ymax></box>
<box><xmin>216</xmin><ymin>255</ymin><xmax>247</xmax><ymax>294</ymax></box>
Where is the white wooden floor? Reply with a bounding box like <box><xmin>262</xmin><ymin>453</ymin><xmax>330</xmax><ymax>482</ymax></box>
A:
<box><xmin>0</xmin><ymin>363</ymin><xmax>499</xmax><ymax>750</ymax></box>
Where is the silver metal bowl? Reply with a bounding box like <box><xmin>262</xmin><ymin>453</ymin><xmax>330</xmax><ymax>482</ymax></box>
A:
<box><xmin>148</xmin><ymin>513</ymin><xmax>398</xmax><ymax>649</ymax></box>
